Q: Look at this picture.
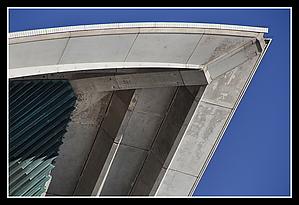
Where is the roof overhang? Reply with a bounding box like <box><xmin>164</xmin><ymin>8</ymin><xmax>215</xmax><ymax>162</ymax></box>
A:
<box><xmin>9</xmin><ymin>22</ymin><xmax>270</xmax><ymax>196</ymax></box>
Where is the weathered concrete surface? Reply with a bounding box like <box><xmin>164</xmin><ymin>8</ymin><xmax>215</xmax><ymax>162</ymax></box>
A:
<box><xmin>47</xmin><ymin>122</ymin><xmax>99</xmax><ymax>195</ymax></box>
<box><xmin>9</xmin><ymin>38</ymin><xmax>69</xmax><ymax>69</ymax></box>
<box><xmin>156</xmin><ymin>169</ymin><xmax>197</xmax><ymax>196</ymax></box>
<box><xmin>61</xmin><ymin>34</ymin><xmax>138</xmax><ymax>64</ymax></box>
<box><xmin>155</xmin><ymin>48</ymin><xmax>268</xmax><ymax>196</ymax></box>
<box><xmin>9</xmin><ymin>22</ymin><xmax>265</xmax><ymax>79</ymax></box>
<box><xmin>207</xmin><ymin>40</ymin><xmax>261</xmax><ymax>79</ymax></box>
<box><xmin>71</xmin><ymin>91</ymin><xmax>112</xmax><ymax>127</ymax></box>
<box><xmin>168</xmin><ymin>101</ymin><xmax>231</xmax><ymax>177</ymax></box>
<box><xmin>151</xmin><ymin>86</ymin><xmax>198</xmax><ymax>165</ymax></box>
<box><xmin>100</xmin><ymin>145</ymin><xmax>148</xmax><ymax>195</ymax></box>
<box><xmin>129</xmin><ymin>86</ymin><xmax>203</xmax><ymax>196</ymax></box>
<box><xmin>187</xmin><ymin>34</ymin><xmax>252</xmax><ymax>65</ymax></box>
<box><xmin>97</xmin><ymin>87</ymin><xmax>178</xmax><ymax>196</ymax></box>
<box><xmin>74</xmin><ymin>90</ymin><xmax>134</xmax><ymax>195</ymax></box>
<box><xmin>47</xmin><ymin>90</ymin><xmax>113</xmax><ymax>195</ymax></box>
<box><xmin>9</xmin><ymin>23</ymin><xmax>270</xmax><ymax>196</ymax></box>
<box><xmin>73</xmin><ymin>128</ymin><xmax>114</xmax><ymax>196</ymax></box>
<box><xmin>125</xmin><ymin>33</ymin><xmax>202</xmax><ymax>64</ymax></box>
<box><xmin>202</xmin><ymin>55</ymin><xmax>260</xmax><ymax>109</ymax></box>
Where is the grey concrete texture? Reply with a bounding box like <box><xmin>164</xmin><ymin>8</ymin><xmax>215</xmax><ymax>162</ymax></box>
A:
<box><xmin>187</xmin><ymin>34</ymin><xmax>253</xmax><ymax>65</ymax></box>
<box><xmin>156</xmin><ymin>46</ymin><xmax>268</xmax><ymax>196</ymax></box>
<box><xmin>156</xmin><ymin>169</ymin><xmax>197</xmax><ymax>196</ymax></box>
<box><xmin>207</xmin><ymin>39</ymin><xmax>260</xmax><ymax>79</ymax></box>
<box><xmin>134</xmin><ymin>87</ymin><xmax>176</xmax><ymax>116</ymax></box>
<box><xmin>48</xmin><ymin>83</ymin><xmax>204</xmax><ymax>196</ymax></box>
<box><xmin>47</xmin><ymin>122</ymin><xmax>99</xmax><ymax>195</ymax></box>
<box><xmin>70</xmin><ymin>91</ymin><xmax>112</xmax><ymax>127</ymax></box>
<box><xmin>115</xmin><ymin>71</ymin><xmax>184</xmax><ymax>89</ymax></box>
<box><xmin>201</xmin><ymin>55</ymin><xmax>260</xmax><ymax>109</ymax></box>
<box><xmin>97</xmin><ymin>87</ymin><xmax>178</xmax><ymax>195</ymax></box>
<box><xmin>99</xmin><ymin>145</ymin><xmax>148</xmax><ymax>195</ymax></box>
<box><xmin>73</xmin><ymin>129</ymin><xmax>113</xmax><ymax>196</ymax></box>
<box><xmin>123</xmin><ymin>86</ymin><xmax>202</xmax><ymax>196</ymax></box>
<box><xmin>9</xmin><ymin>24</ymin><xmax>269</xmax><ymax>196</ymax></box>
<box><xmin>9</xmin><ymin>28</ymin><xmax>263</xmax><ymax>78</ymax></box>
<box><xmin>168</xmin><ymin>101</ymin><xmax>231</xmax><ymax>177</ymax></box>
<box><xmin>68</xmin><ymin>70</ymin><xmax>207</xmax><ymax>93</ymax></box>
<box><xmin>101</xmin><ymin>92</ymin><xmax>130</xmax><ymax>139</ymax></box>
<box><xmin>121</xmin><ymin>110</ymin><xmax>163</xmax><ymax>150</ymax></box>
<box><xmin>151</xmin><ymin>86</ymin><xmax>198</xmax><ymax>164</ymax></box>
<box><xmin>74</xmin><ymin>90</ymin><xmax>134</xmax><ymax>195</ymax></box>
<box><xmin>70</xmin><ymin>76</ymin><xmax>120</xmax><ymax>94</ymax></box>
<box><xmin>9</xmin><ymin>38</ymin><xmax>69</xmax><ymax>69</ymax></box>
<box><xmin>60</xmin><ymin>34</ymin><xmax>138</xmax><ymax>64</ymax></box>
<box><xmin>130</xmin><ymin>152</ymin><xmax>163</xmax><ymax>196</ymax></box>
<box><xmin>125</xmin><ymin>33</ymin><xmax>202</xmax><ymax>64</ymax></box>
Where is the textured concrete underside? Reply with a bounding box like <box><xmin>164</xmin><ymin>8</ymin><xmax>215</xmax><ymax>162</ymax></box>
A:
<box><xmin>9</xmin><ymin>23</ymin><xmax>270</xmax><ymax>196</ymax></box>
<box><xmin>46</xmin><ymin>72</ymin><xmax>204</xmax><ymax>195</ymax></box>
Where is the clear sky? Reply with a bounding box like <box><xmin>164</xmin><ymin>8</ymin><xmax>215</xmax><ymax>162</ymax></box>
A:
<box><xmin>8</xmin><ymin>8</ymin><xmax>291</xmax><ymax>196</ymax></box>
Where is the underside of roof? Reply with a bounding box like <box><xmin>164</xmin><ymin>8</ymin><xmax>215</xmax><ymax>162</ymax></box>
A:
<box><xmin>8</xmin><ymin>22</ymin><xmax>270</xmax><ymax>196</ymax></box>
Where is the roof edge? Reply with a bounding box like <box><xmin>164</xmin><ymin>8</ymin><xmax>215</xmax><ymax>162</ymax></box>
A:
<box><xmin>8</xmin><ymin>22</ymin><xmax>268</xmax><ymax>39</ymax></box>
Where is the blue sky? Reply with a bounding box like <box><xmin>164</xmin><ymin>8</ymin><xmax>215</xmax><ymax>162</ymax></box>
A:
<box><xmin>8</xmin><ymin>8</ymin><xmax>291</xmax><ymax>196</ymax></box>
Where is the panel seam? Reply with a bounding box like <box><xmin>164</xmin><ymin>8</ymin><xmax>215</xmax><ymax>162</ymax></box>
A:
<box><xmin>185</xmin><ymin>33</ymin><xmax>204</xmax><ymax>64</ymax></box>
<box><xmin>56</xmin><ymin>36</ymin><xmax>70</xmax><ymax>67</ymax></box>
<box><xmin>123</xmin><ymin>30</ymin><xmax>140</xmax><ymax>62</ymax></box>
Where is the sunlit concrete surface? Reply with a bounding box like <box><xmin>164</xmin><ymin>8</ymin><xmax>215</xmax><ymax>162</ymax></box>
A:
<box><xmin>9</xmin><ymin>22</ymin><xmax>270</xmax><ymax>196</ymax></box>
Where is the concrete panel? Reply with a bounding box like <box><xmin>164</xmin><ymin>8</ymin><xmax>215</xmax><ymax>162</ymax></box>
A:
<box><xmin>134</xmin><ymin>87</ymin><xmax>176</xmax><ymax>116</ymax></box>
<box><xmin>125</xmin><ymin>33</ymin><xmax>202</xmax><ymax>64</ymax></box>
<box><xmin>207</xmin><ymin>40</ymin><xmax>260</xmax><ymax>79</ymax></box>
<box><xmin>130</xmin><ymin>152</ymin><xmax>163</xmax><ymax>195</ymax></box>
<box><xmin>155</xmin><ymin>169</ymin><xmax>196</xmax><ymax>196</ymax></box>
<box><xmin>47</xmin><ymin>122</ymin><xmax>99</xmax><ymax>195</ymax></box>
<box><xmin>187</xmin><ymin>34</ymin><xmax>252</xmax><ymax>65</ymax></box>
<box><xmin>59</xmin><ymin>34</ymin><xmax>137</xmax><ymax>64</ymax></box>
<box><xmin>74</xmin><ymin>129</ymin><xmax>113</xmax><ymax>196</ymax></box>
<box><xmin>168</xmin><ymin>101</ymin><xmax>231</xmax><ymax>177</ymax></box>
<box><xmin>149</xmin><ymin>167</ymin><xmax>166</xmax><ymax>196</ymax></box>
<box><xmin>162</xmin><ymin>87</ymin><xmax>202</xmax><ymax>169</ymax></box>
<box><xmin>70</xmin><ymin>91</ymin><xmax>113</xmax><ymax>127</ymax></box>
<box><xmin>101</xmin><ymin>94</ymin><xmax>129</xmax><ymax>139</ymax></box>
<box><xmin>208</xmin><ymin>47</ymin><xmax>247</xmax><ymax>79</ymax></box>
<box><xmin>122</xmin><ymin>110</ymin><xmax>163</xmax><ymax>150</ymax></box>
<box><xmin>151</xmin><ymin>86</ymin><xmax>196</xmax><ymax>164</ymax></box>
<box><xmin>91</xmin><ymin>142</ymin><xmax>118</xmax><ymax>196</ymax></box>
<box><xmin>100</xmin><ymin>145</ymin><xmax>148</xmax><ymax>196</ymax></box>
<box><xmin>9</xmin><ymin>38</ymin><xmax>69</xmax><ymax>69</ymax></box>
<box><xmin>201</xmin><ymin>55</ymin><xmax>259</xmax><ymax>109</ymax></box>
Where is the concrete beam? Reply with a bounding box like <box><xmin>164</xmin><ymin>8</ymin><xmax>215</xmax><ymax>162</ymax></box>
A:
<box><xmin>69</xmin><ymin>70</ymin><xmax>209</xmax><ymax>94</ymax></box>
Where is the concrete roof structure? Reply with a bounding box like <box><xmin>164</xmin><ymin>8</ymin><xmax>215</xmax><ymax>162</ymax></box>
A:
<box><xmin>9</xmin><ymin>22</ymin><xmax>270</xmax><ymax>196</ymax></box>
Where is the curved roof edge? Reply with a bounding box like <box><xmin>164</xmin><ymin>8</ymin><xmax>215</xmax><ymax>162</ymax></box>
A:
<box><xmin>8</xmin><ymin>22</ymin><xmax>268</xmax><ymax>39</ymax></box>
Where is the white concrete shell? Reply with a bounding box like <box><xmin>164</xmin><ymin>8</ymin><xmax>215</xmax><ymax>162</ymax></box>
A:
<box><xmin>9</xmin><ymin>22</ymin><xmax>270</xmax><ymax>196</ymax></box>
